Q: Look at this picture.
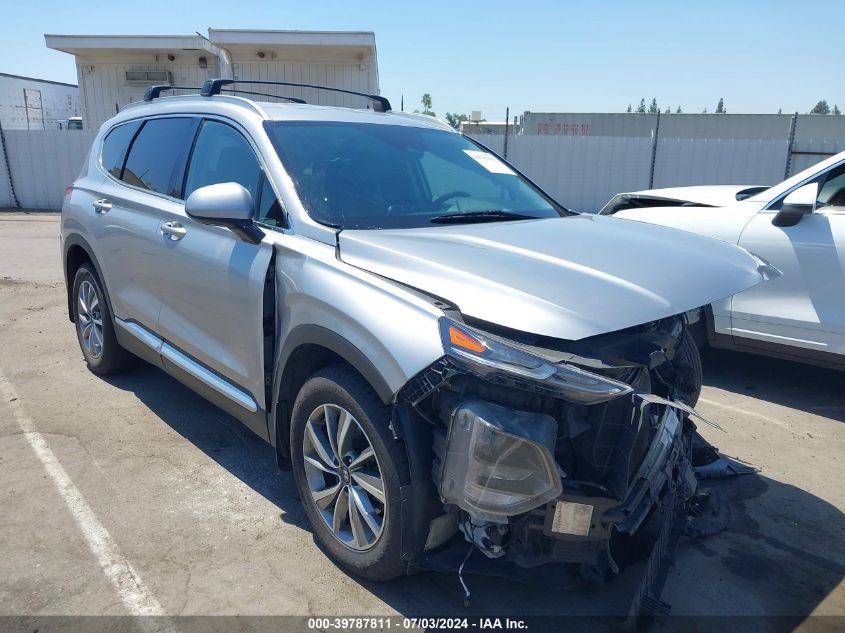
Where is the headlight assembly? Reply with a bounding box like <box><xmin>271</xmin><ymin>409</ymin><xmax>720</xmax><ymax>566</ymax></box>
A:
<box><xmin>438</xmin><ymin>399</ymin><xmax>562</xmax><ymax>520</ymax></box>
<box><xmin>439</xmin><ymin>318</ymin><xmax>633</xmax><ymax>405</ymax></box>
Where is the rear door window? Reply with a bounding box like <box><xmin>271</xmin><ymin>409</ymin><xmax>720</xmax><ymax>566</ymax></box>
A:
<box><xmin>101</xmin><ymin>120</ymin><xmax>141</xmax><ymax>179</ymax></box>
<box><xmin>183</xmin><ymin>120</ymin><xmax>262</xmax><ymax>200</ymax></box>
<box><xmin>122</xmin><ymin>117</ymin><xmax>197</xmax><ymax>197</ymax></box>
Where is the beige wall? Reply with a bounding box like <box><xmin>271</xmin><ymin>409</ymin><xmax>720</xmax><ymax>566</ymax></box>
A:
<box><xmin>75</xmin><ymin>51</ymin><xmax>380</xmax><ymax>129</ymax></box>
<box><xmin>75</xmin><ymin>54</ymin><xmax>221</xmax><ymax>128</ymax></box>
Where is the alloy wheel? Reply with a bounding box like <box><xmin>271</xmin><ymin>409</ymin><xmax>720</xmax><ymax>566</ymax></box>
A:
<box><xmin>77</xmin><ymin>280</ymin><xmax>104</xmax><ymax>360</ymax></box>
<box><xmin>302</xmin><ymin>403</ymin><xmax>386</xmax><ymax>550</ymax></box>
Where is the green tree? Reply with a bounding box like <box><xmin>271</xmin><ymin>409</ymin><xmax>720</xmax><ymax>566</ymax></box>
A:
<box><xmin>626</xmin><ymin>103</ymin><xmax>632</xmax><ymax>113</ymax></box>
<box><xmin>810</xmin><ymin>100</ymin><xmax>830</xmax><ymax>114</ymax></box>
<box><xmin>676</xmin><ymin>106</ymin><xmax>683</xmax><ymax>114</ymax></box>
<box><xmin>715</xmin><ymin>98</ymin><xmax>726</xmax><ymax>114</ymax></box>
<box><xmin>664</xmin><ymin>106</ymin><xmax>671</xmax><ymax>114</ymax></box>
<box><xmin>835</xmin><ymin>105</ymin><xmax>842</xmax><ymax>115</ymax></box>
<box><xmin>648</xmin><ymin>98</ymin><xmax>659</xmax><ymax>114</ymax></box>
<box><xmin>778</xmin><ymin>108</ymin><xmax>782</xmax><ymax>114</ymax></box>
<box><xmin>445</xmin><ymin>112</ymin><xmax>469</xmax><ymax>129</ymax></box>
<box><xmin>421</xmin><ymin>93</ymin><xmax>433</xmax><ymax>115</ymax></box>
<box><xmin>636</xmin><ymin>98</ymin><xmax>646</xmax><ymax>113</ymax></box>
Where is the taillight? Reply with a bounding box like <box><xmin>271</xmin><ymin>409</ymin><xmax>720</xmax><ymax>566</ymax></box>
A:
<box><xmin>65</xmin><ymin>185</ymin><xmax>74</xmax><ymax>196</ymax></box>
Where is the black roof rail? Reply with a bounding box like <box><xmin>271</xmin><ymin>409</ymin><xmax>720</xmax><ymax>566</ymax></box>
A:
<box><xmin>143</xmin><ymin>85</ymin><xmax>202</xmax><ymax>101</ymax></box>
<box><xmin>200</xmin><ymin>79</ymin><xmax>391</xmax><ymax>112</ymax></box>
<box><xmin>217</xmin><ymin>87</ymin><xmax>306</xmax><ymax>104</ymax></box>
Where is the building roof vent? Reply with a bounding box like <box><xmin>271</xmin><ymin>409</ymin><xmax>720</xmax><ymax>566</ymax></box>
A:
<box><xmin>125</xmin><ymin>70</ymin><xmax>172</xmax><ymax>84</ymax></box>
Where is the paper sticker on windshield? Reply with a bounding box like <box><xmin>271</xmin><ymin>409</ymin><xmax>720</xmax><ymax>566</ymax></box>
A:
<box><xmin>463</xmin><ymin>150</ymin><xmax>515</xmax><ymax>175</ymax></box>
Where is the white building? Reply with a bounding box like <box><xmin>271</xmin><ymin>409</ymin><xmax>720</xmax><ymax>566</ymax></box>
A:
<box><xmin>45</xmin><ymin>29</ymin><xmax>380</xmax><ymax>128</ymax></box>
<box><xmin>0</xmin><ymin>73</ymin><xmax>80</xmax><ymax>130</ymax></box>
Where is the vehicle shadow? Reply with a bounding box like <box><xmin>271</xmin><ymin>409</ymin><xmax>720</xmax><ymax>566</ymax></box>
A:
<box><xmin>102</xmin><ymin>362</ymin><xmax>309</xmax><ymax>532</ymax></box>
<box><xmin>102</xmin><ymin>361</ymin><xmax>844</xmax><ymax>626</ymax></box>
<box><xmin>702</xmin><ymin>347</ymin><xmax>845</xmax><ymax>423</ymax></box>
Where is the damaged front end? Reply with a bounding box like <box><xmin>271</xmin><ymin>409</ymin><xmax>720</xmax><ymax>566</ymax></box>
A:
<box><xmin>401</xmin><ymin>314</ymin><xmax>708</xmax><ymax>584</ymax></box>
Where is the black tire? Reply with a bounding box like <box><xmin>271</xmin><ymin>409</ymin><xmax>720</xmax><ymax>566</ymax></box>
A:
<box><xmin>688</xmin><ymin>316</ymin><xmax>708</xmax><ymax>350</ymax></box>
<box><xmin>289</xmin><ymin>364</ymin><xmax>410</xmax><ymax>581</ymax></box>
<box><xmin>674</xmin><ymin>329</ymin><xmax>703</xmax><ymax>408</ymax></box>
<box><xmin>71</xmin><ymin>263</ymin><xmax>138</xmax><ymax>375</ymax></box>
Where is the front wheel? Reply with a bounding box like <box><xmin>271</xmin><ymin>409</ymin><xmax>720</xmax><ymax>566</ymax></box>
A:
<box><xmin>290</xmin><ymin>364</ymin><xmax>411</xmax><ymax>581</ymax></box>
<box><xmin>674</xmin><ymin>330</ymin><xmax>703</xmax><ymax>408</ymax></box>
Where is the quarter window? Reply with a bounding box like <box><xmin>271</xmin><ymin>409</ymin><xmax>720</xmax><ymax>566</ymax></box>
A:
<box><xmin>257</xmin><ymin>177</ymin><xmax>285</xmax><ymax>226</ymax></box>
<box><xmin>122</xmin><ymin>118</ymin><xmax>196</xmax><ymax>197</ymax></box>
<box><xmin>101</xmin><ymin>120</ymin><xmax>141</xmax><ymax>179</ymax></box>
<box><xmin>184</xmin><ymin>120</ymin><xmax>261</xmax><ymax>201</ymax></box>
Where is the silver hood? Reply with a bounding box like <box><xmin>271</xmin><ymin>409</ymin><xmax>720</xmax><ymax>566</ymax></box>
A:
<box><xmin>338</xmin><ymin>214</ymin><xmax>772</xmax><ymax>341</ymax></box>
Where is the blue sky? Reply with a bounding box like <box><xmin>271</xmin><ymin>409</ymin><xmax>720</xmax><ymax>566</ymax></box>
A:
<box><xmin>3</xmin><ymin>0</ymin><xmax>844</xmax><ymax>119</ymax></box>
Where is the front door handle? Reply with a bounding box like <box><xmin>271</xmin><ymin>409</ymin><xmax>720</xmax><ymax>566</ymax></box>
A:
<box><xmin>93</xmin><ymin>199</ymin><xmax>112</xmax><ymax>214</ymax></box>
<box><xmin>161</xmin><ymin>221</ymin><xmax>187</xmax><ymax>241</ymax></box>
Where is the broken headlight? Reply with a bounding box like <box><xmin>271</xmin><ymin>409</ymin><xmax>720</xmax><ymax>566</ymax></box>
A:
<box><xmin>439</xmin><ymin>318</ymin><xmax>633</xmax><ymax>405</ymax></box>
<box><xmin>439</xmin><ymin>399</ymin><xmax>562</xmax><ymax>521</ymax></box>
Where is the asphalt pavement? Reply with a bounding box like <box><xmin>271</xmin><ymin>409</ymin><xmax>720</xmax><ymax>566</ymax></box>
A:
<box><xmin>1</xmin><ymin>211</ymin><xmax>842</xmax><ymax>631</ymax></box>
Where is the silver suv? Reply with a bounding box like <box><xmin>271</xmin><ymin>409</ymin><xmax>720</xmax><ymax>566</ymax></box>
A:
<box><xmin>62</xmin><ymin>80</ymin><xmax>772</xmax><ymax>588</ymax></box>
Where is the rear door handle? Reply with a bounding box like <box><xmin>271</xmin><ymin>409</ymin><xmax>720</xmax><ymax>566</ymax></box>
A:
<box><xmin>161</xmin><ymin>221</ymin><xmax>187</xmax><ymax>240</ymax></box>
<box><xmin>93</xmin><ymin>199</ymin><xmax>112</xmax><ymax>214</ymax></box>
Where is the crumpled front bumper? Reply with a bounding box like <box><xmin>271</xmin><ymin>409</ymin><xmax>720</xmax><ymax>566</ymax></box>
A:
<box><xmin>500</xmin><ymin>404</ymin><xmax>697</xmax><ymax>570</ymax></box>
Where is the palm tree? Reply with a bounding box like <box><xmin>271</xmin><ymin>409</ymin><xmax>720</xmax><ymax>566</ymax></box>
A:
<box><xmin>421</xmin><ymin>93</ymin><xmax>433</xmax><ymax>115</ymax></box>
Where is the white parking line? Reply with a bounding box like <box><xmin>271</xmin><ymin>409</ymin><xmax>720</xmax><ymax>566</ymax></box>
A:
<box><xmin>0</xmin><ymin>368</ymin><xmax>171</xmax><ymax>625</ymax></box>
<box><xmin>698</xmin><ymin>396</ymin><xmax>789</xmax><ymax>429</ymax></box>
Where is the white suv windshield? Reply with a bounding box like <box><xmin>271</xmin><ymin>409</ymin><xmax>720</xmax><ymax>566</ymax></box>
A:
<box><xmin>265</xmin><ymin>121</ymin><xmax>565</xmax><ymax>229</ymax></box>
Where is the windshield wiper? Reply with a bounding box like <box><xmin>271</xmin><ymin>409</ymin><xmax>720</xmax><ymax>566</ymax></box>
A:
<box><xmin>429</xmin><ymin>210</ymin><xmax>539</xmax><ymax>224</ymax></box>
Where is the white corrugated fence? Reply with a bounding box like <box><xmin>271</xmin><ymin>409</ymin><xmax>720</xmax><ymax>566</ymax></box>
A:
<box><xmin>0</xmin><ymin>128</ymin><xmax>96</xmax><ymax>210</ymax></box>
<box><xmin>468</xmin><ymin>133</ymin><xmax>792</xmax><ymax>212</ymax></box>
<box><xmin>1</xmin><ymin>113</ymin><xmax>844</xmax><ymax>212</ymax></box>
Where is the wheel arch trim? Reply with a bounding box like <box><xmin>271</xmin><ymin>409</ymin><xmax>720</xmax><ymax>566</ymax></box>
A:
<box><xmin>63</xmin><ymin>233</ymin><xmax>113</xmax><ymax>324</ymax></box>
<box><xmin>270</xmin><ymin>324</ymin><xmax>395</xmax><ymax>452</ymax></box>
<box><xmin>274</xmin><ymin>324</ymin><xmax>394</xmax><ymax>403</ymax></box>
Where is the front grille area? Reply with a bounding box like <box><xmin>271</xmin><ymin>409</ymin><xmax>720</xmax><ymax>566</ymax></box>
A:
<box><xmin>568</xmin><ymin>367</ymin><xmax>656</xmax><ymax>501</ymax></box>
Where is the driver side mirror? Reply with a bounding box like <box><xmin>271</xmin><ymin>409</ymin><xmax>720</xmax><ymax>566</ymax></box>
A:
<box><xmin>772</xmin><ymin>183</ymin><xmax>817</xmax><ymax>228</ymax></box>
<box><xmin>185</xmin><ymin>182</ymin><xmax>264</xmax><ymax>244</ymax></box>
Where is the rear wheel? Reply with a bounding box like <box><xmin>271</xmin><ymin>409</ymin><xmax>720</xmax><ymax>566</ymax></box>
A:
<box><xmin>290</xmin><ymin>364</ymin><xmax>410</xmax><ymax>580</ymax></box>
<box><xmin>71</xmin><ymin>263</ymin><xmax>137</xmax><ymax>375</ymax></box>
